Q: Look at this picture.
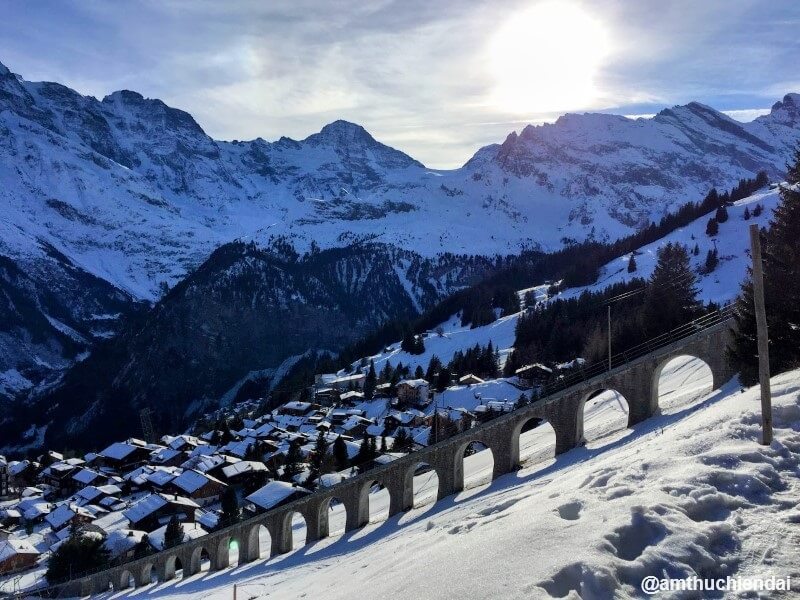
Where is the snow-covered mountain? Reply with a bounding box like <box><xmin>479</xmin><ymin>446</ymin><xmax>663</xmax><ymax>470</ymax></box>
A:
<box><xmin>2</xmin><ymin>56</ymin><xmax>799</xmax><ymax>434</ymax></box>
<box><xmin>2</xmin><ymin>58</ymin><xmax>798</xmax><ymax>300</ymax></box>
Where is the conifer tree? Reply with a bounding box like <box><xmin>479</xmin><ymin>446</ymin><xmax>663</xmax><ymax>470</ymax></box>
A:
<box><xmin>364</xmin><ymin>360</ymin><xmax>377</xmax><ymax>399</ymax></box>
<box><xmin>706</xmin><ymin>218</ymin><xmax>719</xmax><ymax>236</ymax></box>
<box><xmin>164</xmin><ymin>515</ymin><xmax>184</xmax><ymax>549</ymax></box>
<box><xmin>627</xmin><ymin>254</ymin><xmax>637</xmax><ymax>273</ymax></box>
<box><xmin>333</xmin><ymin>436</ymin><xmax>349</xmax><ymax>471</ymax></box>
<box><xmin>221</xmin><ymin>486</ymin><xmax>241</xmax><ymax>525</ymax></box>
<box><xmin>743</xmin><ymin>206</ymin><xmax>751</xmax><ymax>220</ymax></box>
<box><xmin>728</xmin><ymin>180</ymin><xmax>800</xmax><ymax>384</ymax></box>
<box><xmin>704</xmin><ymin>248</ymin><xmax>719</xmax><ymax>274</ymax></box>
<box><xmin>715</xmin><ymin>205</ymin><xmax>729</xmax><ymax>223</ymax></box>
<box><xmin>643</xmin><ymin>243</ymin><xmax>701</xmax><ymax>334</ymax></box>
<box><xmin>785</xmin><ymin>143</ymin><xmax>800</xmax><ymax>185</ymax></box>
<box><xmin>414</xmin><ymin>365</ymin><xmax>424</xmax><ymax>379</ymax></box>
<box><xmin>283</xmin><ymin>441</ymin><xmax>304</xmax><ymax>480</ymax></box>
<box><xmin>752</xmin><ymin>203</ymin><xmax>763</xmax><ymax>217</ymax></box>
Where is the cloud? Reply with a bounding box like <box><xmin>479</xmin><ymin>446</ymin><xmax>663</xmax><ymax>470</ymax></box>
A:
<box><xmin>0</xmin><ymin>0</ymin><xmax>797</xmax><ymax>168</ymax></box>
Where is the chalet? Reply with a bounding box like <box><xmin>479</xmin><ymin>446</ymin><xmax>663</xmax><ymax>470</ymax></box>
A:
<box><xmin>339</xmin><ymin>390</ymin><xmax>365</xmax><ymax>404</ymax></box>
<box><xmin>328</xmin><ymin>373</ymin><xmax>366</xmax><ymax>391</ymax></box>
<box><xmin>221</xmin><ymin>461</ymin><xmax>270</xmax><ymax>492</ymax></box>
<box><xmin>8</xmin><ymin>460</ymin><xmax>37</xmax><ymax>489</ymax></box>
<box><xmin>0</xmin><ymin>539</ymin><xmax>40</xmax><ymax>575</ymax></box>
<box><xmin>474</xmin><ymin>400</ymin><xmax>516</xmax><ymax>422</ymax></box>
<box><xmin>0</xmin><ymin>456</ymin><xmax>9</xmax><ymax>497</ymax></box>
<box><xmin>168</xmin><ymin>470</ymin><xmax>226</xmax><ymax>504</ymax></box>
<box><xmin>374</xmin><ymin>382</ymin><xmax>392</xmax><ymax>398</ymax></box>
<box><xmin>280</xmin><ymin>401</ymin><xmax>313</xmax><ymax>416</ymax></box>
<box><xmin>245</xmin><ymin>481</ymin><xmax>311</xmax><ymax>514</ymax></box>
<box><xmin>147</xmin><ymin>522</ymin><xmax>207</xmax><ymax>551</ymax></box>
<box><xmin>396</xmin><ymin>379</ymin><xmax>430</xmax><ymax>405</ymax></box>
<box><xmin>123</xmin><ymin>493</ymin><xmax>199</xmax><ymax>532</ymax></box>
<box><xmin>340</xmin><ymin>415</ymin><xmax>374</xmax><ymax>437</ymax></box>
<box><xmin>75</xmin><ymin>484</ymin><xmax>122</xmax><ymax>507</ymax></box>
<box><xmin>313</xmin><ymin>387</ymin><xmax>337</xmax><ymax>405</ymax></box>
<box><xmin>384</xmin><ymin>409</ymin><xmax>426</xmax><ymax>431</ymax></box>
<box><xmin>103</xmin><ymin>529</ymin><xmax>147</xmax><ymax>564</ymax></box>
<box><xmin>458</xmin><ymin>374</ymin><xmax>485</xmax><ymax>386</ymax></box>
<box><xmin>45</xmin><ymin>504</ymin><xmax>95</xmax><ymax>533</ymax></box>
<box><xmin>71</xmin><ymin>468</ymin><xmax>106</xmax><ymax>489</ymax></box>
<box><xmin>39</xmin><ymin>460</ymin><xmax>84</xmax><ymax>497</ymax></box>
<box><xmin>515</xmin><ymin>363</ymin><xmax>553</xmax><ymax>387</ymax></box>
<box><xmin>96</xmin><ymin>439</ymin><xmax>152</xmax><ymax>470</ymax></box>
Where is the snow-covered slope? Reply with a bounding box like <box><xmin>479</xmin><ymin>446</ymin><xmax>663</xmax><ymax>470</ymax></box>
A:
<box><xmin>102</xmin><ymin>363</ymin><xmax>800</xmax><ymax>599</ymax></box>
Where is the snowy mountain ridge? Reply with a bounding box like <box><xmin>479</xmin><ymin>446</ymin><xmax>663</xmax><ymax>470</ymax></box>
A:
<box><xmin>1</xmin><ymin>59</ymin><xmax>799</xmax><ymax>301</ymax></box>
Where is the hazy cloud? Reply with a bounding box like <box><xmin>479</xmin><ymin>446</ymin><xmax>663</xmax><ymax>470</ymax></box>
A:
<box><xmin>0</xmin><ymin>0</ymin><xmax>796</xmax><ymax>167</ymax></box>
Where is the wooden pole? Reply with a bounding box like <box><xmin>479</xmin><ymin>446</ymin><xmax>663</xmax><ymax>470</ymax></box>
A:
<box><xmin>233</xmin><ymin>583</ymin><xmax>237</xmax><ymax>600</ymax></box>
<box><xmin>749</xmin><ymin>223</ymin><xmax>773</xmax><ymax>445</ymax></box>
<box><xmin>607</xmin><ymin>305</ymin><xmax>612</xmax><ymax>370</ymax></box>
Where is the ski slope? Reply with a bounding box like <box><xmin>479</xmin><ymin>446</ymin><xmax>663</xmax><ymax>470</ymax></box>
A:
<box><xmin>78</xmin><ymin>354</ymin><xmax>800</xmax><ymax>599</ymax></box>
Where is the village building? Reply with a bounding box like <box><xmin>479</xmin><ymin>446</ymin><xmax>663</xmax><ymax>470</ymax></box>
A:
<box><xmin>221</xmin><ymin>461</ymin><xmax>270</xmax><ymax>493</ymax></box>
<box><xmin>245</xmin><ymin>481</ymin><xmax>311</xmax><ymax>514</ymax></box>
<box><xmin>95</xmin><ymin>439</ymin><xmax>153</xmax><ymax>470</ymax></box>
<box><xmin>458</xmin><ymin>373</ymin><xmax>485</xmax><ymax>386</ymax></box>
<box><xmin>396</xmin><ymin>378</ymin><xmax>430</xmax><ymax>405</ymax></box>
<box><xmin>0</xmin><ymin>539</ymin><xmax>40</xmax><ymax>575</ymax></box>
<box><xmin>123</xmin><ymin>493</ymin><xmax>199</xmax><ymax>532</ymax></box>
<box><xmin>168</xmin><ymin>470</ymin><xmax>226</xmax><ymax>505</ymax></box>
<box><xmin>0</xmin><ymin>456</ymin><xmax>9</xmax><ymax>497</ymax></box>
<box><xmin>514</xmin><ymin>363</ymin><xmax>554</xmax><ymax>387</ymax></box>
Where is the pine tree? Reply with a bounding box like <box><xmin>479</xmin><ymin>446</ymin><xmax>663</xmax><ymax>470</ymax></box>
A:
<box><xmin>364</xmin><ymin>360</ymin><xmax>377</xmax><ymax>399</ymax></box>
<box><xmin>164</xmin><ymin>515</ymin><xmax>184</xmax><ymax>549</ymax></box>
<box><xmin>133</xmin><ymin>534</ymin><xmax>153</xmax><ymax>559</ymax></box>
<box><xmin>436</xmin><ymin>367</ymin><xmax>451</xmax><ymax>392</ymax></box>
<box><xmin>693</xmin><ymin>243</ymin><xmax>700</xmax><ymax>256</ymax></box>
<box><xmin>425</xmin><ymin>355</ymin><xmax>441</xmax><ymax>382</ymax></box>
<box><xmin>393</xmin><ymin>427</ymin><xmax>410</xmax><ymax>451</ymax></box>
<box><xmin>414</xmin><ymin>365</ymin><xmax>424</xmax><ymax>379</ymax></box>
<box><xmin>728</xmin><ymin>182</ymin><xmax>800</xmax><ymax>384</ymax></box>
<box><xmin>221</xmin><ymin>487</ymin><xmax>241</xmax><ymax>525</ymax></box>
<box><xmin>333</xmin><ymin>436</ymin><xmax>349</xmax><ymax>471</ymax></box>
<box><xmin>283</xmin><ymin>441</ymin><xmax>304</xmax><ymax>480</ymax></box>
<box><xmin>46</xmin><ymin>533</ymin><xmax>111</xmax><ymax>583</ymax></box>
<box><xmin>413</xmin><ymin>335</ymin><xmax>425</xmax><ymax>355</ymax></box>
<box><xmin>743</xmin><ymin>206</ymin><xmax>751</xmax><ymax>220</ymax></box>
<box><xmin>704</xmin><ymin>248</ymin><xmax>719</xmax><ymax>274</ymax></box>
<box><xmin>706</xmin><ymin>218</ymin><xmax>719</xmax><ymax>236</ymax></box>
<box><xmin>643</xmin><ymin>243</ymin><xmax>702</xmax><ymax>334</ymax></box>
<box><xmin>380</xmin><ymin>435</ymin><xmax>388</xmax><ymax>453</ymax></box>
<box><xmin>785</xmin><ymin>143</ymin><xmax>800</xmax><ymax>184</ymax></box>
<box><xmin>627</xmin><ymin>254</ymin><xmax>637</xmax><ymax>273</ymax></box>
<box><xmin>715</xmin><ymin>205</ymin><xmax>729</xmax><ymax>223</ymax></box>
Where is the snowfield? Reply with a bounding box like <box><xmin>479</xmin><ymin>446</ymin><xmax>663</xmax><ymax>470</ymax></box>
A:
<box><xmin>93</xmin><ymin>360</ymin><xmax>800</xmax><ymax>600</ymax></box>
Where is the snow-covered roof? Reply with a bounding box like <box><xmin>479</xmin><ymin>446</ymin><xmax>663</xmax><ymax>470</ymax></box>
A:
<box><xmin>397</xmin><ymin>378</ymin><xmax>429</xmax><ymax>388</ymax></box>
<box><xmin>340</xmin><ymin>390</ymin><xmax>365</xmax><ymax>400</ymax></box>
<box><xmin>123</xmin><ymin>493</ymin><xmax>199</xmax><ymax>524</ymax></box>
<box><xmin>147</xmin><ymin>522</ymin><xmax>207</xmax><ymax>550</ymax></box>
<box><xmin>99</xmin><ymin>441</ymin><xmax>141</xmax><ymax>460</ymax></box>
<box><xmin>515</xmin><ymin>363</ymin><xmax>553</xmax><ymax>374</ymax></box>
<box><xmin>171</xmin><ymin>470</ymin><xmax>221</xmax><ymax>494</ymax></box>
<box><xmin>222</xmin><ymin>461</ymin><xmax>268</xmax><ymax>479</ymax></box>
<box><xmin>283</xmin><ymin>401</ymin><xmax>311</xmax><ymax>412</ymax></box>
<box><xmin>245</xmin><ymin>481</ymin><xmax>311</xmax><ymax>511</ymax></box>
<box><xmin>72</xmin><ymin>468</ymin><xmax>103</xmax><ymax>485</ymax></box>
<box><xmin>103</xmin><ymin>529</ymin><xmax>146</xmax><ymax>558</ymax></box>
<box><xmin>0</xmin><ymin>539</ymin><xmax>40</xmax><ymax>560</ymax></box>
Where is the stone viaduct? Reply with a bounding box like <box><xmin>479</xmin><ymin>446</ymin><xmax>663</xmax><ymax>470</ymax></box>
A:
<box><xmin>32</xmin><ymin>316</ymin><xmax>734</xmax><ymax>598</ymax></box>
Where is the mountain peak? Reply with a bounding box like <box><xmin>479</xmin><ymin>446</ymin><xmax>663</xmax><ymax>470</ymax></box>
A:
<box><xmin>0</xmin><ymin>61</ymin><xmax>9</xmax><ymax>76</ymax></box>
<box><xmin>767</xmin><ymin>93</ymin><xmax>800</xmax><ymax>124</ymax></box>
<box><xmin>315</xmin><ymin>119</ymin><xmax>374</xmax><ymax>143</ymax></box>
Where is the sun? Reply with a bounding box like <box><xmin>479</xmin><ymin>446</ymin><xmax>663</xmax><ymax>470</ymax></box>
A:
<box><xmin>488</xmin><ymin>2</ymin><xmax>611</xmax><ymax>114</ymax></box>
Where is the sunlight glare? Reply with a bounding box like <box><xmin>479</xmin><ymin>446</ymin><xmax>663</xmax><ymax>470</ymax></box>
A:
<box><xmin>488</xmin><ymin>2</ymin><xmax>611</xmax><ymax>114</ymax></box>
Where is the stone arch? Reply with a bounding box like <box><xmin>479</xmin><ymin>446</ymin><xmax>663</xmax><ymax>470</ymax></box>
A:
<box><xmin>213</xmin><ymin>533</ymin><xmax>243</xmax><ymax>569</ymax></box>
<box><xmin>318</xmin><ymin>495</ymin><xmax>348</xmax><ymax>538</ymax></box>
<box><xmin>114</xmin><ymin>569</ymin><xmax>134</xmax><ymax>591</ymax></box>
<box><xmin>161</xmin><ymin>553</ymin><xmax>185</xmax><ymax>581</ymax></box>
<box><xmin>92</xmin><ymin>575</ymin><xmax>112</xmax><ymax>595</ymax></box>
<box><xmin>188</xmin><ymin>545</ymin><xmax>212</xmax><ymax>574</ymax></box>
<box><xmin>580</xmin><ymin>387</ymin><xmax>630</xmax><ymax>446</ymax></box>
<box><xmin>244</xmin><ymin>522</ymin><xmax>272</xmax><ymax>560</ymax></box>
<box><xmin>355</xmin><ymin>479</ymin><xmax>393</xmax><ymax>526</ymax></box>
<box><xmin>278</xmin><ymin>509</ymin><xmax>309</xmax><ymax>551</ymax></box>
<box><xmin>137</xmin><ymin>561</ymin><xmax>155</xmax><ymax>586</ymax></box>
<box><xmin>652</xmin><ymin>354</ymin><xmax>714</xmax><ymax>414</ymax></box>
<box><xmin>406</xmin><ymin>460</ymin><xmax>440</xmax><ymax>507</ymax></box>
<box><xmin>511</xmin><ymin>415</ymin><xmax>557</xmax><ymax>469</ymax></box>
<box><xmin>456</xmin><ymin>440</ymin><xmax>495</xmax><ymax>490</ymax></box>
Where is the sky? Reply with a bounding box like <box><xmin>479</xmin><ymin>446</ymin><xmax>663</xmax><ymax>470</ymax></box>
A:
<box><xmin>0</xmin><ymin>0</ymin><xmax>798</xmax><ymax>168</ymax></box>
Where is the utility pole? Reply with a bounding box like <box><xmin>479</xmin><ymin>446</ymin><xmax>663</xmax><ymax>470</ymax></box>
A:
<box><xmin>233</xmin><ymin>583</ymin><xmax>237</xmax><ymax>600</ymax></box>
<box><xmin>607</xmin><ymin>305</ymin><xmax>612</xmax><ymax>371</ymax></box>
<box><xmin>749</xmin><ymin>223</ymin><xmax>773</xmax><ymax>445</ymax></box>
